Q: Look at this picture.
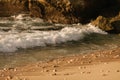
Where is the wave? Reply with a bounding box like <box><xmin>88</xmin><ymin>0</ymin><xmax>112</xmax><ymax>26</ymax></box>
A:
<box><xmin>0</xmin><ymin>23</ymin><xmax>107</xmax><ymax>52</ymax></box>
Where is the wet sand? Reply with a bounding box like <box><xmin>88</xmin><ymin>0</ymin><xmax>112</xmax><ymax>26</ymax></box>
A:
<box><xmin>0</xmin><ymin>48</ymin><xmax>120</xmax><ymax>80</ymax></box>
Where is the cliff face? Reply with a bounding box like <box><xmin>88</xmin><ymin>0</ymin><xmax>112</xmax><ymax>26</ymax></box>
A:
<box><xmin>28</xmin><ymin>0</ymin><xmax>79</xmax><ymax>23</ymax></box>
<box><xmin>0</xmin><ymin>0</ymin><xmax>120</xmax><ymax>25</ymax></box>
<box><xmin>0</xmin><ymin>0</ymin><xmax>29</xmax><ymax>17</ymax></box>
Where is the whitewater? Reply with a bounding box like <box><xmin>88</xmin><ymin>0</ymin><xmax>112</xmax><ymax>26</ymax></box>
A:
<box><xmin>0</xmin><ymin>14</ymin><xmax>108</xmax><ymax>52</ymax></box>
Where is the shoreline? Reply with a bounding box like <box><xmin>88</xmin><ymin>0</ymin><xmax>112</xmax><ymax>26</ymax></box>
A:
<box><xmin>0</xmin><ymin>48</ymin><xmax>120</xmax><ymax>80</ymax></box>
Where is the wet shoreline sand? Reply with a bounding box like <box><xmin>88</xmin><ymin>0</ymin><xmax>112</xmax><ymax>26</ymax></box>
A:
<box><xmin>0</xmin><ymin>48</ymin><xmax>120</xmax><ymax>80</ymax></box>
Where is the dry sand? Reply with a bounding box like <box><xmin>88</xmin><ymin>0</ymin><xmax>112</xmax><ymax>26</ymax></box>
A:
<box><xmin>0</xmin><ymin>48</ymin><xmax>120</xmax><ymax>80</ymax></box>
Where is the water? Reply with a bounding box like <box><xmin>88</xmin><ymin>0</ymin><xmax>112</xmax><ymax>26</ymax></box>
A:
<box><xmin>0</xmin><ymin>14</ymin><xmax>120</xmax><ymax>68</ymax></box>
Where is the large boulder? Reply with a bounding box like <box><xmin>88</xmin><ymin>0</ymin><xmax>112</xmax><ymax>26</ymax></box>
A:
<box><xmin>91</xmin><ymin>13</ymin><xmax>120</xmax><ymax>33</ymax></box>
<box><xmin>91</xmin><ymin>16</ymin><xmax>113</xmax><ymax>31</ymax></box>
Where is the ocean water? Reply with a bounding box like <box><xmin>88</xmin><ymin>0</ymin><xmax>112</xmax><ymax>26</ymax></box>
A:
<box><xmin>0</xmin><ymin>14</ymin><xmax>120</xmax><ymax>68</ymax></box>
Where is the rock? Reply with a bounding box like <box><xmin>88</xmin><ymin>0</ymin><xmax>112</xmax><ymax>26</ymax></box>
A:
<box><xmin>102</xmin><ymin>73</ymin><xmax>107</xmax><ymax>76</ymax></box>
<box><xmin>91</xmin><ymin>16</ymin><xmax>113</xmax><ymax>31</ymax></box>
<box><xmin>28</xmin><ymin>0</ymin><xmax>45</xmax><ymax>18</ymax></box>
<box><xmin>67</xmin><ymin>59</ymin><xmax>74</xmax><ymax>63</ymax></box>
<box><xmin>51</xmin><ymin>73</ymin><xmax>57</xmax><ymax>76</ymax></box>
<box><xmin>52</xmin><ymin>65</ymin><xmax>59</xmax><ymax>68</ymax></box>
<box><xmin>0</xmin><ymin>0</ymin><xmax>120</xmax><ymax>24</ymax></box>
<box><xmin>87</xmin><ymin>71</ymin><xmax>91</xmax><ymax>74</ymax></box>
<box><xmin>91</xmin><ymin>14</ymin><xmax>120</xmax><ymax>33</ymax></box>
<box><xmin>40</xmin><ymin>0</ymin><xmax>79</xmax><ymax>24</ymax></box>
<box><xmin>116</xmin><ymin>70</ymin><xmax>120</xmax><ymax>72</ymax></box>
<box><xmin>81</xmin><ymin>71</ymin><xmax>85</xmax><ymax>74</ymax></box>
<box><xmin>6</xmin><ymin>75</ymin><xmax>13</xmax><ymax>80</ymax></box>
<box><xmin>0</xmin><ymin>0</ymin><xmax>79</xmax><ymax>24</ymax></box>
<box><xmin>64</xmin><ymin>73</ymin><xmax>70</xmax><ymax>75</ymax></box>
<box><xmin>0</xmin><ymin>0</ymin><xmax>29</xmax><ymax>17</ymax></box>
<box><xmin>53</xmin><ymin>69</ymin><xmax>57</xmax><ymax>72</ymax></box>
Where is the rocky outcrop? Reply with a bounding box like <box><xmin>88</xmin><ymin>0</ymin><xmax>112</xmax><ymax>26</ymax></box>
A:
<box><xmin>0</xmin><ymin>0</ymin><xmax>79</xmax><ymax>23</ymax></box>
<box><xmin>28</xmin><ymin>0</ymin><xmax>79</xmax><ymax>23</ymax></box>
<box><xmin>91</xmin><ymin>13</ymin><xmax>120</xmax><ymax>33</ymax></box>
<box><xmin>0</xmin><ymin>0</ymin><xmax>120</xmax><ymax>24</ymax></box>
<box><xmin>0</xmin><ymin>0</ymin><xmax>29</xmax><ymax>17</ymax></box>
<box><xmin>91</xmin><ymin>16</ymin><xmax>113</xmax><ymax>31</ymax></box>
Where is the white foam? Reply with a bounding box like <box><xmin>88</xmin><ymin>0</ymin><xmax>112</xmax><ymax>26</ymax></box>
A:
<box><xmin>0</xmin><ymin>24</ymin><xmax>107</xmax><ymax>52</ymax></box>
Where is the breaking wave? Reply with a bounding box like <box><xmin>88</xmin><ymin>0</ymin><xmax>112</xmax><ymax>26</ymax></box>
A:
<box><xmin>0</xmin><ymin>23</ymin><xmax>107</xmax><ymax>52</ymax></box>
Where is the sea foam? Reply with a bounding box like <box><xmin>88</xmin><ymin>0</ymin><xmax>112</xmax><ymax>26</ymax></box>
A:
<box><xmin>0</xmin><ymin>24</ymin><xmax>107</xmax><ymax>52</ymax></box>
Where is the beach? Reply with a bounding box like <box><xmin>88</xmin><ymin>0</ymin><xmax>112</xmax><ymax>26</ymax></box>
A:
<box><xmin>0</xmin><ymin>0</ymin><xmax>120</xmax><ymax>80</ymax></box>
<box><xmin>0</xmin><ymin>47</ymin><xmax>120</xmax><ymax>80</ymax></box>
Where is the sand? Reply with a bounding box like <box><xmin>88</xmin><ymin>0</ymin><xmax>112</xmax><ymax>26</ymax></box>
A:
<box><xmin>0</xmin><ymin>48</ymin><xmax>120</xmax><ymax>80</ymax></box>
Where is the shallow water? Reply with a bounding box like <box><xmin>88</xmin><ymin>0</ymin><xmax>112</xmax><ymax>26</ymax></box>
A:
<box><xmin>0</xmin><ymin>14</ymin><xmax>120</xmax><ymax>69</ymax></box>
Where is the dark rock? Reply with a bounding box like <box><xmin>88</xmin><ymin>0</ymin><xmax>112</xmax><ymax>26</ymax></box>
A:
<box><xmin>0</xmin><ymin>0</ymin><xmax>120</xmax><ymax>24</ymax></box>
<box><xmin>41</xmin><ymin>0</ymin><xmax>79</xmax><ymax>24</ymax></box>
<box><xmin>26</xmin><ymin>0</ymin><xmax>79</xmax><ymax>24</ymax></box>
<box><xmin>91</xmin><ymin>16</ymin><xmax>113</xmax><ymax>31</ymax></box>
<box><xmin>29</xmin><ymin>0</ymin><xmax>45</xmax><ymax>18</ymax></box>
<box><xmin>91</xmin><ymin>13</ymin><xmax>120</xmax><ymax>33</ymax></box>
<box><xmin>0</xmin><ymin>0</ymin><xmax>29</xmax><ymax>17</ymax></box>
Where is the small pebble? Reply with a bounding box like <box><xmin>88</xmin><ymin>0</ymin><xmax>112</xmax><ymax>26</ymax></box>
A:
<box><xmin>87</xmin><ymin>72</ymin><xmax>91</xmax><ymax>74</ymax></box>
<box><xmin>14</xmin><ymin>68</ymin><xmax>17</xmax><ymax>72</ymax></box>
<box><xmin>3</xmin><ymin>68</ymin><xmax>7</xmax><ymax>71</ymax></box>
<box><xmin>64</xmin><ymin>73</ymin><xmax>69</xmax><ymax>75</ymax></box>
<box><xmin>45</xmin><ymin>69</ymin><xmax>49</xmax><ymax>72</ymax></box>
<box><xmin>80</xmin><ymin>66</ymin><xmax>84</xmax><ymax>69</ymax></box>
<box><xmin>88</xmin><ymin>61</ymin><xmax>92</xmax><ymax>64</ymax></box>
<box><xmin>6</xmin><ymin>75</ymin><xmax>13</xmax><ymax>80</ymax></box>
<box><xmin>53</xmin><ymin>69</ymin><xmax>57</xmax><ymax>72</ymax></box>
<box><xmin>51</xmin><ymin>73</ymin><xmax>57</xmax><ymax>76</ymax></box>
<box><xmin>42</xmin><ymin>66</ymin><xmax>46</xmax><ymax>69</ymax></box>
<box><xmin>102</xmin><ymin>73</ymin><xmax>107</xmax><ymax>76</ymax></box>
<box><xmin>8</xmin><ymin>67</ymin><xmax>15</xmax><ymax>70</ymax></box>
<box><xmin>107</xmin><ymin>70</ymin><xmax>110</xmax><ymax>73</ymax></box>
<box><xmin>100</xmin><ymin>70</ymin><xmax>104</xmax><ymax>72</ymax></box>
<box><xmin>81</xmin><ymin>71</ymin><xmax>85</xmax><ymax>74</ymax></box>
<box><xmin>82</xmin><ymin>66</ymin><xmax>86</xmax><ymax>69</ymax></box>
<box><xmin>53</xmin><ymin>65</ymin><xmax>59</xmax><ymax>68</ymax></box>
<box><xmin>67</xmin><ymin>59</ymin><xmax>74</xmax><ymax>63</ymax></box>
<box><xmin>41</xmin><ymin>69</ymin><xmax>49</xmax><ymax>72</ymax></box>
<box><xmin>116</xmin><ymin>70</ymin><xmax>120</xmax><ymax>72</ymax></box>
<box><xmin>104</xmin><ymin>62</ymin><xmax>108</xmax><ymax>65</ymax></box>
<box><xmin>83</xmin><ymin>55</ymin><xmax>86</xmax><ymax>58</ymax></box>
<box><xmin>78</xmin><ymin>66</ymin><xmax>81</xmax><ymax>69</ymax></box>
